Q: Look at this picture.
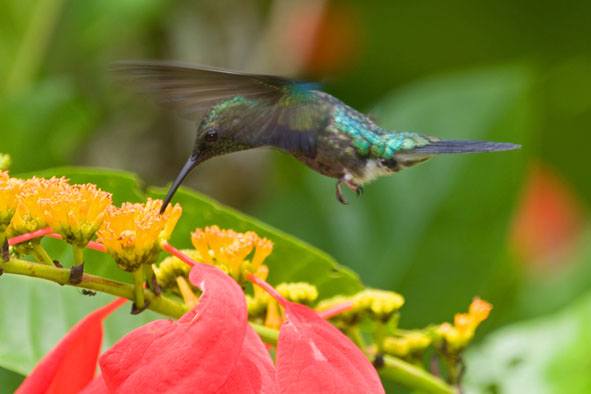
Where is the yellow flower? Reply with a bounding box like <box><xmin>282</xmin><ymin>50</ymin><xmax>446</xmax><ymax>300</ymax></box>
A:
<box><xmin>383</xmin><ymin>332</ymin><xmax>431</xmax><ymax>358</ymax></box>
<box><xmin>153</xmin><ymin>250</ymin><xmax>197</xmax><ymax>290</ymax></box>
<box><xmin>190</xmin><ymin>226</ymin><xmax>273</xmax><ymax>279</ymax></box>
<box><xmin>97</xmin><ymin>199</ymin><xmax>182</xmax><ymax>271</ymax></box>
<box><xmin>353</xmin><ymin>289</ymin><xmax>405</xmax><ymax>320</ymax></box>
<box><xmin>276</xmin><ymin>282</ymin><xmax>319</xmax><ymax>304</ymax></box>
<box><xmin>0</xmin><ymin>172</ymin><xmax>23</xmax><ymax>235</ymax></box>
<box><xmin>41</xmin><ymin>183</ymin><xmax>112</xmax><ymax>247</ymax></box>
<box><xmin>8</xmin><ymin>177</ymin><xmax>68</xmax><ymax>238</ymax></box>
<box><xmin>437</xmin><ymin>297</ymin><xmax>492</xmax><ymax>351</ymax></box>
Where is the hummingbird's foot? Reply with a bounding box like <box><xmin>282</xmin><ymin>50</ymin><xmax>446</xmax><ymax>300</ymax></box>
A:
<box><xmin>356</xmin><ymin>186</ymin><xmax>364</xmax><ymax>197</ymax></box>
<box><xmin>336</xmin><ymin>181</ymin><xmax>349</xmax><ymax>205</ymax></box>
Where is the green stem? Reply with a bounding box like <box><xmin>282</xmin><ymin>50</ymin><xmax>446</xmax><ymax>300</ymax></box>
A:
<box><xmin>2</xmin><ymin>257</ymin><xmax>187</xmax><ymax>318</ymax></box>
<box><xmin>132</xmin><ymin>269</ymin><xmax>145</xmax><ymax>310</ymax></box>
<box><xmin>349</xmin><ymin>325</ymin><xmax>368</xmax><ymax>349</ymax></box>
<box><xmin>4</xmin><ymin>0</ymin><xmax>65</xmax><ymax>94</ymax></box>
<box><xmin>73</xmin><ymin>246</ymin><xmax>84</xmax><ymax>267</ymax></box>
<box><xmin>380</xmin><ymin>355</ymin><xmax>456</xmax><ymax>394</ymax></box>
<box><xmin>32</xmin><ymin>244</ymin><xmax>54</xmax><ymax>265</ymax></box>
<box><xmin>251</xmin><ymin>323</ymin><xmax>279</xmax><ymax>344</ymax></box>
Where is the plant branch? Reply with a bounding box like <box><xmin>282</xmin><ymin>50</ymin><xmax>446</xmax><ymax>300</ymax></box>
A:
<box><xmin>379</xmin><ymin>354</ymin><xmax>456</xmax><ymax>394</ymax></box>
<box><xmin>1</xmin><ymin>257</ymin><xmax>187</xmax><ymax>318</ymax></box>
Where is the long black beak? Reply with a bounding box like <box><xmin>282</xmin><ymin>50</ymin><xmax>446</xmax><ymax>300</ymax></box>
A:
<box><xmin>160</xmin><ymin>153</ymin><xmax>199</xmax><ymax>214</ymax></box>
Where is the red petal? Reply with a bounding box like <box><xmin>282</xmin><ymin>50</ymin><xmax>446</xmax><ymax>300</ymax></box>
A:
<box><xmin>79</xmin><ymin>376</ymin><xmax>109</xmax><ymax>394</ymax></box>
<box><xmin>218</xmin><ymin>326</ymin><xmax>278</xmax><ymax>394</ymax></box>
<box><xmin>248</xmin><ymin>275</ymin><xmax>384</xmax><ymax>394</ymax></box>
<box><xmin>17</xmin><ymin>298</ymin><xmax>127</xmax><ymax>394</ymax></box>
<box><xmin>99</xmin><ymin>263</ymin><xmax>249</xmax><ymax>393</ymax></box>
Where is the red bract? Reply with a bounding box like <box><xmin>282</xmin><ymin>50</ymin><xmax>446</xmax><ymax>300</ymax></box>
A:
<box><xmin>248</xmin><ymin>274</ymin><xmax>385</xmax><ymax>394</ymax></box>
<box><xmin>18</xmin><ymin>250</ymin><xmax>384</xmax><ymax>393</ymax></box>
<box><xmin>217</xmin><ymin>327</ymin><xmax>278</xmax><ymax>394</ymax></box>
<box><xmin>16</xmin><ymin>298</ymin><xmax>127</xmax><ymax>394</ymax></box>
<box><xmin>99</xmin><ymin>262</ymin><xmax>277</xmax><ymax>393</ymax></box>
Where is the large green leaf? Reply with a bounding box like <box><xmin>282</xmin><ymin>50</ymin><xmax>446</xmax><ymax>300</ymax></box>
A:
<box><xmin>1</xmin><ymin>166</ymin><xmax>362</xmax><ymax>375</ymax></box>
<box><xmin>254</xmin><ymin>65</ymin><xmax>532</xmax><ymax>327</ymax></box>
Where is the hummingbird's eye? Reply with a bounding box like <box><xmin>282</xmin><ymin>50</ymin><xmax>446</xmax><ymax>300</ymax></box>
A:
<box><xmin>205</xmin><ymin>130</ymin><xmax>218</xmax><ymax>143</ymax></box>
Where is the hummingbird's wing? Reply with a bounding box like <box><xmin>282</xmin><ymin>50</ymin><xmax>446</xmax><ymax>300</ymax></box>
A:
<box><xmin>112</xmin><ymin>61</ymin><xmax>328</xmax><ymax>157</ymax></box>
<box><xmin>112</xmin><ymin>61</ymin><xmax>313</xmax><ymax>121</ymax></box>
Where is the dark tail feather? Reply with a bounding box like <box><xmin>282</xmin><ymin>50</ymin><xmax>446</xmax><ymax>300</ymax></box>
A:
<box><xmin>412</xmin><ymin>140</ymin><xmax>521</xmax><ymax>154</ymax></box>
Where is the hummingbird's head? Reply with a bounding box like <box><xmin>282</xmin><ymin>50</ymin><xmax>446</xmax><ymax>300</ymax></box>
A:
<box><xmin>160</xmin><ymin>113</ymin><xmax>253</xmax><ymax>213</ymax></box>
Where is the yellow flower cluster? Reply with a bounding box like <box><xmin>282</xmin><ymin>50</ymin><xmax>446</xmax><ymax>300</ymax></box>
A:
<box><xmin>383</xmin><ymin>332</ymin><xmax>432</xmax><ymax>358</ymax></box>
<box><xmin>353</xmin><ymin>289</ymin><xmax>405</xmax><ymax>320</ymax></box>
<box><xmin>191</xmin><ymin>225</ymin><xmax>273</xmax><ymax>279</ymax></box>
<box><xmin>97</xmin><ymin>199</ymin><xmax>182</xmax><ymax>271</ymax></box>
<box><xmin>276</xmin><ymin>282</ymin><xmax>319</xmax><ymax>305</ymax></box>
<box><xmin>7</xmin><ymin>177</ymin><xmax>68</xmax><ymax>238</ymax></box>
<box><xmin>317</xmin><ymin>289</ymin><xmax>405</xmax><ymax>322</ymax></box>
<box><xmin>43</xmin><ymin>183</ymin><xmax>112</xmax><ymax>247</ymax></box>
<box><xmin>436</xmin><ymin>297</ymin><xmax>492</xmax><ymax>351</ymax></box>
<box><xmin>1</xmin><ymin>174</ymin><xmax>112</xmax><ymax>249</ymax></box>
<box><xmin>153</xmin><ymin>250</ymin><xmax>197</xmax><ymax>290</ymax></box>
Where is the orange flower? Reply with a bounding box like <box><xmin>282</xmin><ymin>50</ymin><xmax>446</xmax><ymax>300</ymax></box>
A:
<box><xmin>41</xmin><ymin>183</ymin><xmax>112</xmax><ymax>247</ymax></box>
<box><xmin>190</xmin><ymin>226</ymin><xmax>273</xmax><ymax>279</ymax></box>
<box><xmin>437</xmin><ymin>297</ymin><xmax>492</xmax><ymax>351</ymax></box>
<box><xmin>97</xmin><ymin>199</ymin><xmax>181</xmax><ymax>271</ymax></box>
<box><xmin>8</xmin><ymin>177</ymin><xmax>68</xmax><ymax>238</ymax></box>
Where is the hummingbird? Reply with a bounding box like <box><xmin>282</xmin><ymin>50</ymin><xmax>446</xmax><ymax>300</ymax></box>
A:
<box><xmin>114</xmin><ymin>61</ymin><xmax>520</xmax><ymax>211</ymax></box>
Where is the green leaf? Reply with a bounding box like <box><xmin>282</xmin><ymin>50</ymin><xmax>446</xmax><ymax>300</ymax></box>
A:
<box><xmin>0</xmin><ymin>367</ymin><xmax>24</xmax><ymax>394</ymax></box>
<box><xmin>465</xmin><ymin>291</ymin><xmax>591</xmax><ymax>394</ymax></box>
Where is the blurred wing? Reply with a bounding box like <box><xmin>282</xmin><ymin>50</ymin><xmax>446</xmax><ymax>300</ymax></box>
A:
<box><xmin>112</xmin><ymin>60</ymin><xmax>308</xmax><ymax>121</ymax></box>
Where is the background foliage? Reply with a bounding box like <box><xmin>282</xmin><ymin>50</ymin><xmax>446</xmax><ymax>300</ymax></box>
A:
<box><xmin>1</xmin><ymin>0</ymin><xmax>590</xmax><ymax>392</ymax></box>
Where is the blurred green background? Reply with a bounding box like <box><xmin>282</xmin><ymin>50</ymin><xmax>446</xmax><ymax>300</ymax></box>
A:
<box><xmin>1</xmin><ymin>0</ymin><xmax>590</xmax><ymax>392</ymax></box>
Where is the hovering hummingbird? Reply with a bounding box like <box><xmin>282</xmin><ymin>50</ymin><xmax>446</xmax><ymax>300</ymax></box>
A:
<box><xmin>114</xmin><ymin>61</ymin><xmax>520</xmax><ymax>211</ymax></box>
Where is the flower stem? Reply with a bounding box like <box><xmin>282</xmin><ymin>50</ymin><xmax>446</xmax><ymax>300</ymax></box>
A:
<box><xmin>251</xmin><ymin>322</ymin><xmax>279</xmax><ymax>344</ymax></box>
<box><xmin>2</xmin><ymin>257</ymin><xmax>187</xmax><ymax>318</ymax></box>
<box><xmin>73</xmin><ymin>245</ymin><xmax>84</xmax><ymax>267</ymax></box>
<box><xmin>379</xmin><ymin>355</ymin><xmax>456</xmax><ymax>394</ymax></box>
<box><xmin>132</xmin><ymin>269</ymin><xmax>145</xmax><ymax>310</ymax></box>
<box><xmin>32</xmin><ymin>244</ymin><xmax>54</xmax><ymax>265</ymax></box>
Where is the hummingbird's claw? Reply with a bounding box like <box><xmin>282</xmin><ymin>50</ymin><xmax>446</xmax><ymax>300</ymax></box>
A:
<box><xmin>356</xmin><ymin>186</ymin><xmax>364</xmax><ymax>197</ymax></box>
<box><xmin>336</xmin><ymin>181</ymin><xmax>349</xmax><ymax>205</ymax></box>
